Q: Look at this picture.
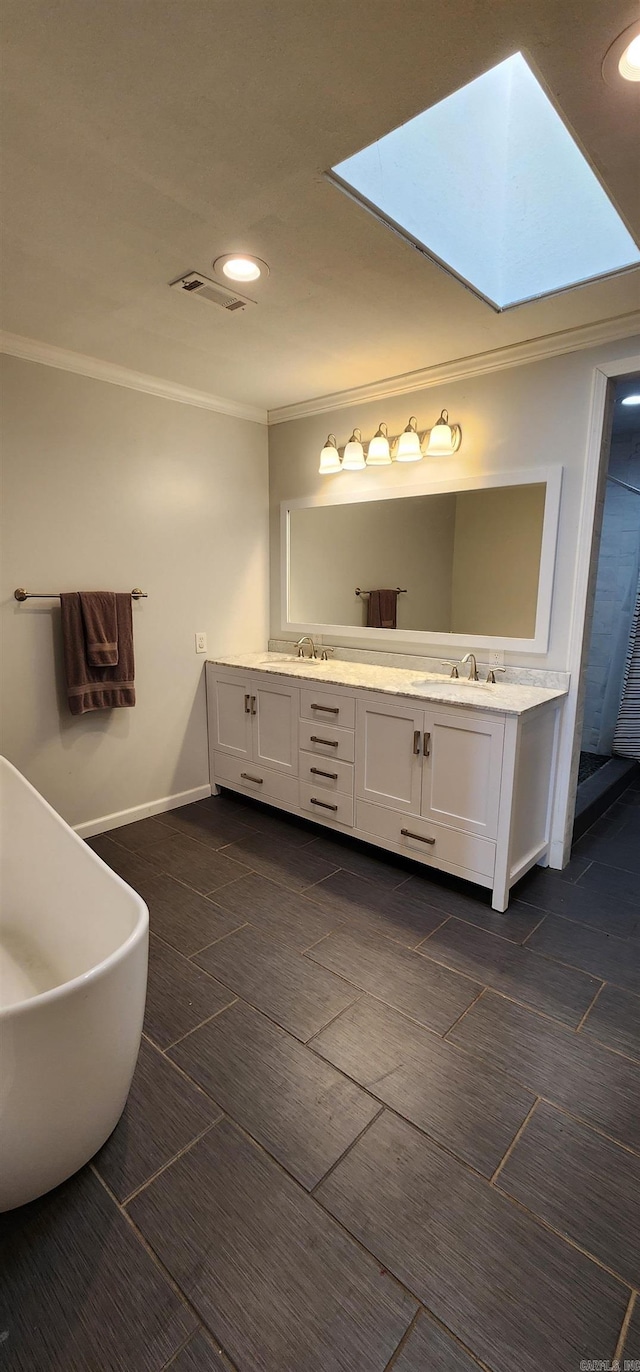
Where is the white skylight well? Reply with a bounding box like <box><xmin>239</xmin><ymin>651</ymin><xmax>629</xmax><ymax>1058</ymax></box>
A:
<box><xmin>329</xmin><ymin>53</ymin><xmax>640</xmax><ymax>310</ymax></box>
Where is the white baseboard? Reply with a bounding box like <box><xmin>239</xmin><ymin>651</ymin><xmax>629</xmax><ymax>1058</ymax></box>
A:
<box><xmin>74</xmin><ymin>783</ymin><xmax>212</xmax><ymax>839</ymax></box>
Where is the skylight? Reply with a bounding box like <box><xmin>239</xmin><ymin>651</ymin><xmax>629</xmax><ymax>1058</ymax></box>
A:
<box><xmin>329</xmin><ymin>53</ymin><xmax>640</xmax><ymax>310</ymax></box>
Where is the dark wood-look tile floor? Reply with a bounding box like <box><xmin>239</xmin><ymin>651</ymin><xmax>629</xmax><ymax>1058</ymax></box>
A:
<box><xmin>10</xmin><ymin>785</ymin><xmax>640</xmax><ymax>1371</ymax></box>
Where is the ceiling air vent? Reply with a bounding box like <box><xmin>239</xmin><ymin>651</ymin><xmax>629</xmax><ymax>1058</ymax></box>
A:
<box><xmin>170</xmin><ymin>271</ymin><xmax>255</xmax><ymax>311</ymax></box>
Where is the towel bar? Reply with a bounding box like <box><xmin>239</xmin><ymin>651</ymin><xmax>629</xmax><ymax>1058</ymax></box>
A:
<box><xmin>355</xmin><ymin>587</ymin><xmax>407</xmax><ymax>597</ymax></box>
<box><xmin>14</xmin><ymin>588</ymin><xmax>148</xmax><ymax>602</ymax></box>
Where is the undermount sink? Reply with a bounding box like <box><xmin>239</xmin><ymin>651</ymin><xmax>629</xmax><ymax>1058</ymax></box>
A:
<box><xmin>256</xmin><ymin>654</ymin><xmax>324</xmax><ymax>666</ymax></box>
<box><xmin>411</xmin><ymin>677</ymin><xmax>491</xmax><ymax>690</ymax></box>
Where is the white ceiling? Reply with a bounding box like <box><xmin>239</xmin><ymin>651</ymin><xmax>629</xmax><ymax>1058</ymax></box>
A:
<box><xmin>2</xmin><ymin>0</ymin><xmax>639</xmax><ymax>412</ymax></box>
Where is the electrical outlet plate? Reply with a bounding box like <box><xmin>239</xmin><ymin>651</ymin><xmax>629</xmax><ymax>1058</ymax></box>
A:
<box><xmin>195</xmin><ymin>632</ymin><xmax>207</xmax><ymax>654</ymax></box>
<box><xmin>489</xmin><ymin>648</ymin><xmax>505</xmax><ymax>667</ymax></box>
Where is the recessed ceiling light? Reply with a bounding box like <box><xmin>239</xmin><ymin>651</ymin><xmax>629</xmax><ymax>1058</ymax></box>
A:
<box><xmin>212</xmin><ymin>254</ymin><xmax>269</xmax><ymax>283</ymax></box>
<box><xmin>621</xmin><ymin>394</ymin><xmax>640</xmax><ymax>406</ymax></box>
<box><xmin>602</xmin><ymin>23</ymin><xmax>640</xmax><ymax>85</ymax></box>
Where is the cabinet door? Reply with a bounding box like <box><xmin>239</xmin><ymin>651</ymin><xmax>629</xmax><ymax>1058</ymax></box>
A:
<box><xmin>421</xmin><ymin>709</ymin><xmax>504</xmax><ymax>839</ymax></box>
<box><xmin>211</xmin><ymin>675</ymin><xmax>254</xmax><ymax>760</ymax></box>
<box><xmin>356</xmin><ymin>698</ymin><xmax>424</xmax><ymax>814</ymax></box>
<box><xmin>252</xmin><ymin>681</ymin><xmax>299</xmax><ymax>774</ymax></box>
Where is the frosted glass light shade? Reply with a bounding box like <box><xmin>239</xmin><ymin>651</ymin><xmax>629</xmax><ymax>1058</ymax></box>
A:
<box><xmin>426</xmin><ymin>410</ymin><xmax>462</xmax><ymax>456</ymax></box>
<box><xmin>396</xmin><ymin>417</ymin><xmax>422</xmax><ymax>462</ymax></box>
<box><xmin>319</xmin><ymin>435</ymin><xmax>342</xmax><ymax>474</ymax></box>
<box><xmin>342</xmin><ymin>429</ymin><xmax>366</xmax><ymax>470</ymax></box>
<box><xmin>366</xmin><ymin>423</ymin><xmax>391</xmax><ymax>465</ymax></box>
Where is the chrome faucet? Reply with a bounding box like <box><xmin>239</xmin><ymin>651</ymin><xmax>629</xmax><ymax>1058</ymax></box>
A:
<box><xmin>461</xmin><ymin>652</ymin><xmax>479</xmax><ymax>681</ymax></box>
<box><xmin>296</xmin><ymin>636</ymin><xmax>317</xmax><ymax>659</ymax></box>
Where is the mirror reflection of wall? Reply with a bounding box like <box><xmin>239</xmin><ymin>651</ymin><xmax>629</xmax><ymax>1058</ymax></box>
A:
<box><xmin>289</xmin><ymin>483</ymin><xmax>546</xmax><ymax>638</ymax></box>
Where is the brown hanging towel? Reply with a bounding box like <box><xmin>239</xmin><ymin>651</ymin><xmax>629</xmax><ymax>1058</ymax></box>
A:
<box><xmin>79</xmin><ymin>591</ymin><xmax>118</xmax><ymax>665</ymax></box>
<box><xmin>60</xmin><ymin>592</ymin><xmax>136</xmax><ymax>715</ymax></box>
<box><xmin>366</xmin><ymin>589</ymin><xmax>399</xmax><ymax>630</ymax></box>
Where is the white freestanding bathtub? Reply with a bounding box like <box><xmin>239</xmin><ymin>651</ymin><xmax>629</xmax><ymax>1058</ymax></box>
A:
<box><xmin>0</xmin><ymin>756</ymin><xmax>148</xmax><ymax>1211</ymax></box>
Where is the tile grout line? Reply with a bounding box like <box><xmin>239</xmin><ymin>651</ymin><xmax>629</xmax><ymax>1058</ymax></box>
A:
<box><xmin>492</xmin><ymin>1183</ymin><xmax>639</xmax><ymax>1295</ymax></box>
<box><xmin>90</xmin><ymin>1159</ymin><xmax>220</xmax><ymax>1328</ymax></box>
<box><xmin>534</xmin><ymin>1094</ymin><xmax>640</xmax><ymax>1161</ymax></box>
<box><xmin>160</xmin><ymin>996</ymin><xmax>240</xmax><ymax>1053</ymax></box>
<box><xmin>489</xmin><ymin>1098</ymin><xmax>540</xmax><ymax>1185</ymax></box>
<box><xmin>384</xmin><ymin>1307</ymin><xmax>492</xmax><ymax>1372</ymax></box>
<box><xmin>304</xmin><ymin>992</ymin><xmax>364</xmax><ymax>1047</ymax></box>
<box><xmin>310</xmin><ymin>1106</ymin><xmax>385</xmax><ymax>1197</ymax></box>
<box><xmin>116</xmin><ymin>1118</ymin><xmax>223</xmax><ymax>1207</ymax></box>
<box><xmin>382</xmin><ymin>1309</ymin><xmax>422</xmax><ymax>1371</ymax></box>
<box><xmin>441</xmin><ymin>984</ymin><xmax>487</xmax><ymax>1038</ymax></box>
<box><xmin>414</xmin><ymin>926</ymin><xmax>605</xmax><ymax>1002</ymax></box>
<box><xmin>574</xmin><ymin>979</ymin><xmax>607</xmax><ymax>1032</ymax></box>
<box><xmin>614</xmin><ymin>1290</ymin><xmax>637</xmax><ymax>1364</ymax></box>
<box><xmin>186</xmin><ymin>922</ymin><xmax>251</xmax><ymax>960</ymax></box>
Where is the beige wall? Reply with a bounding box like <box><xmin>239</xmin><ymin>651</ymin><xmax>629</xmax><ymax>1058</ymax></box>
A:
<box><xmin>451</xmin><ymin>484</ymin><xmax>545</xmax><ymax>637</ymax></box>
<box><xmin>289</xmin><ymin>494</ymin><xmax>456</xmax><ymax>631</ymax></box>
<box><xmin>269</xmin><ymin>336</ymin><xmax>640</xmax><ymax>670</ymax></box>
<box><xmin>0</xmin><ymin>356</ymin><xmax>269</xmax><ymax>828</ymax></box>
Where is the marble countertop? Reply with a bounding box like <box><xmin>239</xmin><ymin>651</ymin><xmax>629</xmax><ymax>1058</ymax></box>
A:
<box><xmin>207</xmin><ymin>653</ymin><xmax>567</xmax><ymax>717</ymax></box>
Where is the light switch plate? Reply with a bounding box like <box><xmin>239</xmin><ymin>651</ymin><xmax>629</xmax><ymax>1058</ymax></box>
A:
<box><xmin>195</xmin><ymin>632</ymin><xmax>207</xmax><ymax>654</ymax></box>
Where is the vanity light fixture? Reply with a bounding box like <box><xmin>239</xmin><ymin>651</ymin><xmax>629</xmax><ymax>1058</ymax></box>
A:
<box><xmin>425</xmin><ymin>409</ymin><xmax>463</xmax><ymax>456</ymax></box>
<box><xmin>342</xmin><ymin>428</ymin><xmax>366</xmax><ymax>470</ymax></box>
<box><xmin>366</xmin><ymin>422</ymin><xmax>392</xmax><ymax>465</ymax></box>
<box><xmin>602</xmin><ymin>22</ymin><xmax>640</xmax><ymax>85</ymax></box>
<box><xmin>318</xmin><ymin>434</ymin><xmax>342</xmax><ymax>474</ymax></box>
<box><xmin>212</xmin><ymin>254</ymin><xmax>270</xmax><ymax>282</ymax></box>
<box><xmin>395</xmin><ymin>416</ymin><xmax>423</xmax><ymax>463</ymax></box>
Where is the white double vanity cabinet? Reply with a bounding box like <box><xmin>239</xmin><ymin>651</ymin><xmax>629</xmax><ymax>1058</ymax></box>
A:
<box><xmin>206</xmin><ymin>655</ymin><xmax>566</xmax><ymax>911</ymax></box>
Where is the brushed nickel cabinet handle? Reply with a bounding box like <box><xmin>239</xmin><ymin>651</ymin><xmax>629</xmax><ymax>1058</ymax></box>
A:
<box><xmin>413</xmin><ymin>729</ymin><xmax>421</xmax><ymax>756</ymax></box>
<box><xmin>310</xmin><ymin>735</ymin><xmax>339</xmax><ymax>747</ymax></box>
<box><xmin>310</xmin><ymin>767</ymin><xmax>338</xmax><ymax>780</ymax></box>
<box><xmin>240</xmin><ymin>772</ymin><xmax>263</xmax><ymax>784</ymax></box>
<box><xmin>423</xmin><ymin>731</ymin><xmax>431</xmax><ymax>758</ymax></box>
<box><xmin>401</xmin><ymin>828</ymin><xmax>435</xmax><ymax>844</ymax></box>
<box><xmin>311</xmin><ymin>703</ymin><xmax>340</xmax><ymax>714</ymax></box>
<box><xmin>244</xmin><ymin>694</ymin><xmax>251</xmax><ymax>713</ymax></box>
<box><xmin>310</xmin><ymin>797</ymin><xmax>339</xmax><ymax>811</ymax></box>
<box><xmin>250</xmin><ymin>696</ymin><xmax>257</xmax><ymax>715</ymax></box>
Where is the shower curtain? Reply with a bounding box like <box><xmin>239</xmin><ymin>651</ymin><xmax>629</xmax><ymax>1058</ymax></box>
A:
<box><xmin>613</xmin><ymin>575</ymin><xmax>640</xmax><ymax>761</ymax></box>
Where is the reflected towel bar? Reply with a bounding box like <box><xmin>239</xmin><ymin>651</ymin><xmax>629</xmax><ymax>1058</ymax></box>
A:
<box><xmin>355</xmin><ymin>586</ymin><xmax>407</xmax><ymax>597</ymax></box>
<box><xmin>14</xmin><ymin>588</ymin><xmax>148</xmax><ymax>602</ymax></box>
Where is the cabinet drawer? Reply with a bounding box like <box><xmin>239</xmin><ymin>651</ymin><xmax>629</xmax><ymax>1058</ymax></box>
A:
<box><xmin>213</xmin><ymin>751</ymin><xmax>299</xmax><ymax>808</ymax></box>
<box><xmin>356</xmin><ymin>800</ymin><xmax>495</xmax><ymax>880</ymax></box>
<box><xmin>299</xmin><ymin>750</ymin><xmax>354</xmax><ymax>796</ymax></box>
<box><xmin>299</xmin><ymin>720</ymin><xmax>355</xmax><ymax>763</ymax></box>
<box><xmin>299</xmin><ymin>782</ymin><xmax>354</xmax><ymax>827</ymax></box>
<box><xmin>300</xmin><ymin>687</ymin><xmax>355</xmax><ymax>730</ymax></box>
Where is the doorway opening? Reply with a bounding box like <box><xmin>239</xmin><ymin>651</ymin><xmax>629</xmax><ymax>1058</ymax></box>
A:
<box><xmin>575</xmin><ymin>372</ymin><xmax>640</xmax><ymax>833</ymax></box>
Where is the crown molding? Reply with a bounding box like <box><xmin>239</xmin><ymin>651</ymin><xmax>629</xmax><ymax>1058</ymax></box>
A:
<box><xmin>267</xmin><ymin>310</ymin><xmax>640</xmax><ymax>424</ymax></box>
<box><xmin>0</xmin><ymin>332</ymin><xmax>267</xmax><ymax>424</ymax></box>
